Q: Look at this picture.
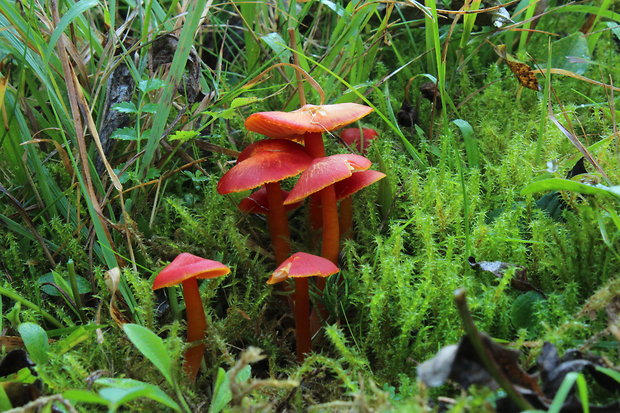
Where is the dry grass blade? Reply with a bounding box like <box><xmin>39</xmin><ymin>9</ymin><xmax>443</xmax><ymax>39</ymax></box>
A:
<box><xmin>531</xmin><ymin>68</ymin><xmax>620</xmax><ymax>92</ymax></box>
<box><xmin>548</xmin><ymin>113</ymin><xmax>610</xmax><ymax>182</ymax></box>
<box><xmin>20</xmin><ymin>138</ymin><xmax>74</xmax><ymax>176</ymax></box>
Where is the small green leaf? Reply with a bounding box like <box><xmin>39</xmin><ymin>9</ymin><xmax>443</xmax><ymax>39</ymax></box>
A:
<box><xmin>452</xmin><ymin>119</ymin><xmax>479</xmax><ymax>168</ymax></box>
<box><xmin>209</xmin><ymin>368</ymin><xmax>231</xmax><ymax>413</ymax></box>
<box><xmin>510</xmin><ymin>291</ymin><xmax>545</xmax><ymax>330</ymax></box>
<box><xmin>112</xmin><ymin>102</ymin><xmax>138</xmax><ymax>114</ymax></box>
<box><xmin>139</xmin><ymin>78</ymin><xmax>166</xmax><ymax>93</ymax></box>
<box><xmin>111</xmin><ymin>127</ymin><xmax>139</xmax><ymax>141</ymax></box>
<box><xmin>261</xmin><ymin>32</ymin><xmax>291</xmax><ymax>63</ymax></box>
<box><xmin>141</xmin><ymin>103</ymin><xmax>159</xmax><ymax>114</ymax></box>
<box><xmin>54</xmin><ymin>326</ymin><xmax>92</xmax><ymax>355</ymax></box>
<box><xmin>230</xmin><ymin>97</ymin><xmax>260</xmax><ymax>109</ymax></box>
<box><xmin>17</xmin><ymin>323</ymin><xmax>49</xmax><ymax>364</ymax></box>
<box><xmin>123</xmin><ymin>324</ymin><xmax>173</xmax><ymax>386</ymax></box>
<box><xmin>235</xmin><ymin>365</ymin><xmax>251</xmax><ymax>383</ymax></box>
<box><xmin>169</xmin><ymin>130</ymin><xmax>199</xmax><ymax>142</ymax></box>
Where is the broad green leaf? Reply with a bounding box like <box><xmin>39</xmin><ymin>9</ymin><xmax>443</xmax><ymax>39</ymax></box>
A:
<box><xmin>17</xmin><ymin>322</ymin><xmax>49</xmax><ymax>364</ymax></box>
<box><xmin>63</xmin><ymin>390</ymin><xmax>109</xmax><ymax>405</ymax></box>
<box><xmin>209</xmin><ymin>368</ymin><xmax>231</xmax><ymax>413</ymax></box>
<box><xmin>123</xmin><ymin>324</ymin><xmax>173</xmax><ymax>386</ymax></box>
<box><xmin>0</xmin><ymin>385</ymin><xmax>12</xmax><ymax>411</ymax></box>
<box><xmin>235</xmin><ymin>365</ymin><xmax>252</xmax><ymax>383</ymax></box>
<box><xmin>39</xmin><ymin>272</ymin><xmax>91</xmax><ymax>297</ymax></box>
<box><xmin>96</xmin><ymin>378</ymin><xmax>180</xmax><ymax>411</ymax></box>
<box><xmin>549</xmin><ymin>33</ymin><xmax>589</xmax><ymax>75</ymax></box>
<box><xmin>522</xmin><ymin>178</ymin><xmax>620</xmax><ymax>200</ymax></box>
<box><xmin>112</xmin><ymin>102</ymin><xmax>138</xmax><ymax>114</ymax></box>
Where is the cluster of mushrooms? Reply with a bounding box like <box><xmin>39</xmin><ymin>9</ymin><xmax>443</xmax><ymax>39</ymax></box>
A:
<box><xmin>152</xmin><ymin>102</ymin><xmax>385</xmax><ymax>381</ymax></box>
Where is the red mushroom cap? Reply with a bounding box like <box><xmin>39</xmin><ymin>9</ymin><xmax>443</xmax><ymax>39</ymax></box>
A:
<box><xmin>267</xmin><ymin>252</ymin><xmax>339</xmax><ymax>284</ymax></box>
<box><xmin>217</xmin><ymin>146</ymin><xmax>312</xmax><ymax>194</ymax></box>
<box><xmin>245</xmin><ymin>103</ymin><xmax>374</xmax><ymax>140</ymax></box>
<box><xmin>152</xmin><ymin>253</ymin><xmax>230</xmax><ymax>290</ymax></box>
<box><xmin>283</xmin><ymin>154</ymin><xmax>372</xmax><ymax>205</ymax></box>
<box><xmin>334</xmin><ymin>170</ymin><xmax>386</xmax><ymax>200</ymax></box>
<box><xmin>238</xmin><ymin>187</ymin><xmax>303</xmax><ymax>214</ymax></box>
<box><xmin>340</xmin><ymin>128</ymin><xmax>379</xmax><ymax>152</ymax></box>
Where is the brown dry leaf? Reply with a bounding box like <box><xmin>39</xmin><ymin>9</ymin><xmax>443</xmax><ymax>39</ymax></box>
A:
<box><xmin>494</xmin><ymin>44</ymin><xmax>540</xmax><ymax>91</ymax></box>
<box><xmin>105</xmin><ymin>267</ymin><xmax>129</xmax><ymax>327</ymax></box>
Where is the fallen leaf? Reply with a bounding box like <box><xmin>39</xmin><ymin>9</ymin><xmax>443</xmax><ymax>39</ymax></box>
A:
<box><xmin>493</xmin><ymin>44</ymin><xmax>540</xmax><ymax>91</ymax></box>
<box><xmin>468</xmin><ymin>256</ymin><xmax>541</xmax><ymax>294</ymax></box>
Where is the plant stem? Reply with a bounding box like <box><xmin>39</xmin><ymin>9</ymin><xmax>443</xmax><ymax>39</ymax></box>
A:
<box><xmin>181</xmin><ymin>278</ymin><xmax>207</xmax><ymax>382</ymax></box>
<box><xmin>67</xmin><ymin>259</ymin><xmax>86</xmax><ymax>323</ymax></box>
<box><xmin>453</xmin><ymin>288</ymin><xmax>534</xmax><ymax>411</ymax></box>
<box><xmin>167</xmin><ymin>286</ymin><xmax>181</xmax><ymax>321</ymax></box>
<box><xmin>0</xmin><ymin>286</ymin><xmax>63</xmax><ymax>328</ymax></box>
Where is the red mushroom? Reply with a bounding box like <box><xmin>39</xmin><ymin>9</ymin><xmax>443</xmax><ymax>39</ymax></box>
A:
<box><xmin>340</xmin><ymin>127</ymin><xmax>379</xmax><ymax>152</ymax></box>
<box><xmin>152</xmin><ymin>253</ymin><xmax>230</xmax><ymax>381</ymax></box>
<box><xmin>267</xmin><ymin>252</ymin><xmax>339</xmax><ymax>361</ymax></box>
<box><xmin>245</xmin><ymin>104</ymin><xmax>374</xmax><ymax>241</ymax></box>
<box><xmin>218</xmin><ymin>139</ymin><xmax>312</xmax><ymax>264</ymax></box>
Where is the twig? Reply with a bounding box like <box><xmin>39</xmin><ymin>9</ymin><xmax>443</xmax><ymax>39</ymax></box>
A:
<box><xmin>454</xmin><ymin>288</ymin><xmax>534</xmax><ymax>411</ymax></box>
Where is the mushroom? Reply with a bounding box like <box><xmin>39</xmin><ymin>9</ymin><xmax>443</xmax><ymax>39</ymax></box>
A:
<box><xmin>340</xmin><ymin>127</ymin><xmax>379</xmax><ymax>153</ymax></box>
<box><xmin>217</xmin><ymin>139</ymin><xmax>312</xmax><ymax>264</ymax></box>
<box><xmin>267</xmin><ymin>252</ymin><xmax>339</xmax><ymax>361</ymax></box>
<box><xmin>245</xmin><ymin>104</ymin><xmax>374</xmax><ymax>262</ymax></box>
<box><xmin>152</xmin><ymin>253</ymin><xmax>230</xmax><ymax>381</ymax></box>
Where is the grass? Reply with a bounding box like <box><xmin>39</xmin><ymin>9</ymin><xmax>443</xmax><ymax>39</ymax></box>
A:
<box><xmin>0</xmin><ymin>0</ymin><xmax>619</xmax><ymax>411</ymax></box>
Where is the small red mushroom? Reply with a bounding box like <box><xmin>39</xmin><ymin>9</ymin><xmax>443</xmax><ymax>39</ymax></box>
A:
<box><xmin>340</xmin><ymin>128</ymin><xmax>379</xmax><ymax>152</ymax></box>
<box><xmin>267</xmin><ymin>252</ymin><xmax>339</xmax><ymax>361</ymax></box>
<box><xmin>152</xmin><ymin>253</ymin><xmax>230</xmax><ymax>381</ymax></box>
